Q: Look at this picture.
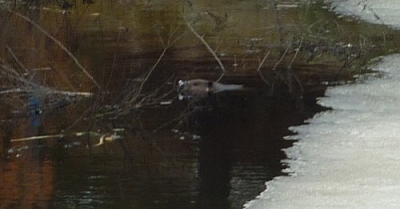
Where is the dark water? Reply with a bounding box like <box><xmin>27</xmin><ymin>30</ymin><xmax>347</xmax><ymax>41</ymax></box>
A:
<box><xmin>1</xmin><ymin>0</ymin><xmax>398</xmax><ymax>208</ymax></box>
<box><xmin>0</xmin><ymin>86</ymin><xmax>325</xmax><ymax>209</ymax></box>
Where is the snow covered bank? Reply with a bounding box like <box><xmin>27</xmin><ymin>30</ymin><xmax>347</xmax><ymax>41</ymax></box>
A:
<box><xmin>243</xmin><ymin>1</ymin><xmax>400</xmax><ymax>207</ymax></box>
<box><xmin>326</xmin><ymin>0</ymin><xmax>400</xmax><ymax>29</ymax></box>
<box><xmin>245</xmin><ymin>54</ymin><xmax>400</xmax><ymax>209</ymax></box>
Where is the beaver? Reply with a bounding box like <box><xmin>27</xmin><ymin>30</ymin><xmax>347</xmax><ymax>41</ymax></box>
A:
<box><xmin>178</xmin><ymin>79</ymin><xmax>244</xmax><ymax>101</ymax></box>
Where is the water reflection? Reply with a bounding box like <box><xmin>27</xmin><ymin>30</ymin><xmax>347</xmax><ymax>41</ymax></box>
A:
<box><xmin>1</xmin><ymin>121</ymin><xmax>55</xmax><ymax>209</ymax></box>
<box><xmin>195</xmin><ymin>106</ymin><xmax>235</xmax><ymax>209</ymax></box>
<box><xmin>176</xmin><ymin>87</ymin><xmax>321</xmax><ymax>208</ymax></box>
<box><xmin>0</xmin><ymin>155</ymin><xmax>55</xmax><ymax>208</ymax></box>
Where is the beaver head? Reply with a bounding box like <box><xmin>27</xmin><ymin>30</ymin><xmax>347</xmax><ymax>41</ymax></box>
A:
<box><xmin>178</xmin><ymin>79</ymin><xmax>244</xmax><ymax>101</ymax></box>
<box><xmin>178</xmin><ymin>79</ymin><xmax>214</xmax><ymax>101</ymax></box>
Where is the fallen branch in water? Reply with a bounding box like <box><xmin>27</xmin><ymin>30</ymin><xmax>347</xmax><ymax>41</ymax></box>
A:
<box><xmin>11</xmin><ymin>134</ymin><xmax>64</xmax><ymax>142</ymax></box>
<box><xmin>10</xmin><ymin>130</ymin><xmax>124</xmax><ymax>150</ymax></box>
<box><xmin>94</xmin><ymin>133</ymin><xmax>122</xmax><ymax>146</ymax></box>
<box><xmin>0</xmin><ymin>63</ymin><xmax>93</xmax><ymax>97</ymax></box>
<box><xmin>10</xmin><ymin>131</ymin><xmax>103</xmax><ymax>142</ymax></box>
<box><xmin>0</xmin><ymin>88</ymin><xmax>93</xmax><ymax>97</ymax></box>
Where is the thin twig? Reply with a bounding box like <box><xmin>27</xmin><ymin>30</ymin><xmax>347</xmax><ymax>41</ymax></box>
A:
<box><xmin>1</xmin><ymin>65</ymin><xmax>93</xmax><ymax>97</ymax></box>
<box><xmin>292</xmin><ymin>70</ymin><xmax>304</xmax><ymax>92</ymax></box>
<box><xmin>126</xmin><ymin>26</ymin><xmax>184</xmax><ymax>108</ymax></box>
<box><xmin>287</xmin><ymin>38</ymin><xmax>304</xmax><ymax>92</ymax></box>
<box><xmin>257</xmin><ymin>51</ymin><xmax>271</xmax><ymax>85</ymax></box>
<box><xmin>288</xmin><ymin>38</ymin><xmax>303</xmax><ymax>68</ymax></box>
<box><xmin>11</xmin><ymin>134</ymin><xmax>64</xmax><ymax>142</ymax></box>
<box><xmin>11</xmin><ymin>11</ymin><xmax>102</xmax><ymax>89</ymax></box>
<box><xmin>0</xmin><ymin>77</ymin><xmax>93</xmax><ymax>97</ymax></box>
<box><xmin>10</xmin><ymin>131</ymin><xmax>102</xmax><ymax>142</ymax></box>
<box><xmin>128</xmin><ymin>46</ymin><xmax>168</xmax><ymax>107</ymax></box>
<box><xmin>184</xmin><ymin>18</ymin><xmax>225</xmax><ymax>80</ymax></box>
<box><xmin>6</xmin><ymin>45</ymin><xmax>29</xmax><ymax>75</ymax></box>
<box><xmin>272</xmin><ymin>44</ymin><xmax>290</xmax><ymax>71</ymax></box>
<box><xmin>307</xmin><ymin>18</ymin><xmax>324</xmax><ymax>35</ymax></box>
<box><xmin>257</xmin><ymin>51</ymin><xmax>270</xmax><ymax>72</ymax></box>
<box><xmin>270</xmin><ymin>0</ymin><xmax>283</xmax><ymax>45</ymax></box>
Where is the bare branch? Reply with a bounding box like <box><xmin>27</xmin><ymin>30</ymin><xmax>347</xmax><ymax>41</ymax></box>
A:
<box><xmin>184</xmin><ymin>18</ymin><xmax>225</xmax><ymax>80</ymax></box>
<box><xmin>288</xmin><ymin>38</ymin><xmax>304</xmax><ymax>92</ymax></box>
<box><xmin>6</xmin><ymin>45</ymin><xmax>29</xmax><ymax>75</ymax></box>
<box><xmin>0</xmin><ymin>63</ymin><xmax>93</xmax><ymax>98</ymax></box>
<box><xmin>11</xmin><ymin>134</ymin><xmax>64</xmax><ymax>142</ymax></box>
<box><xmin>257</xmin><ymin>51</ymin><xmax>270</xmax><ymax>72</ymax></box>
<box><xmin>288</xmin><ymin>38</ymin><xmax>303</xmax><ymax>69</ymax></box>
<box><xmin>11</xmin><ymin>11</ymin><xmax>102</xmax><ymax>89</ymax></box>
<box><xmin>118</xmin><ymin>26</ymin><xmax>184</xmax><ymax>114</ymax></box>
<box><xmin>272</xmin><ymin>44</ymin><xmax>290</xmax><ymax>71</ymax></box>
<box><xmin>257</xmin><ymin>51</ymin><xmax>271</xmax><ymax>85</ymax></box>
<box><xmin>0</xmin><ymin>87</ymin><xmax>93</xmax><ymax>96</ymax></box>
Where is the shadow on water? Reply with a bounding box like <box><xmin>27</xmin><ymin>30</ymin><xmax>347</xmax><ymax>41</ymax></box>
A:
<box><xmin>188</xmin><ymin>85</ymin><xmax>326</xmax><ymax>209</ymax></box>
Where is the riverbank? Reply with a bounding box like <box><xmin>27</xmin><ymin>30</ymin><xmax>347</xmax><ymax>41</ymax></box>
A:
<box><xmin>245</xmin><ymin>0</ymin><xmax>400</xmax><ymax>208</ymax></box>
<box><xmin>245</xmin><ymin>54</ymin><xmax>400</xmax><ymax>209</ymax></box>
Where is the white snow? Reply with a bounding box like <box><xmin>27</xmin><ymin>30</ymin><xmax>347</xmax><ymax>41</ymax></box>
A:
<box><xmin>325</xmin><ymin>0</ymin><xmax>400</xmax><ymax>29</ymax></box>
<box><xmin>244</xmin><ymin>1</ymin><xmax>400</xmax><ymax>208</ymax></box>
<box><xmin>244</xmin><ymin>54</ymin><xmax>400</xmax><ymax>209</ymax></box>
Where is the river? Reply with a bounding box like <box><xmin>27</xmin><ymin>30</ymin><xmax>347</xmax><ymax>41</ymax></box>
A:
<box><xmin>0</xmin><ymin>0</ymin><xmax>399</xmax><ymax>209</ymax></box>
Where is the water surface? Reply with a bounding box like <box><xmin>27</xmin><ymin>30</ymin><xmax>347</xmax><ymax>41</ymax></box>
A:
<box><xmin>1</xmin><ymin>0</ymin><xmax>398</xmax><ymax>208</ymax></box>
